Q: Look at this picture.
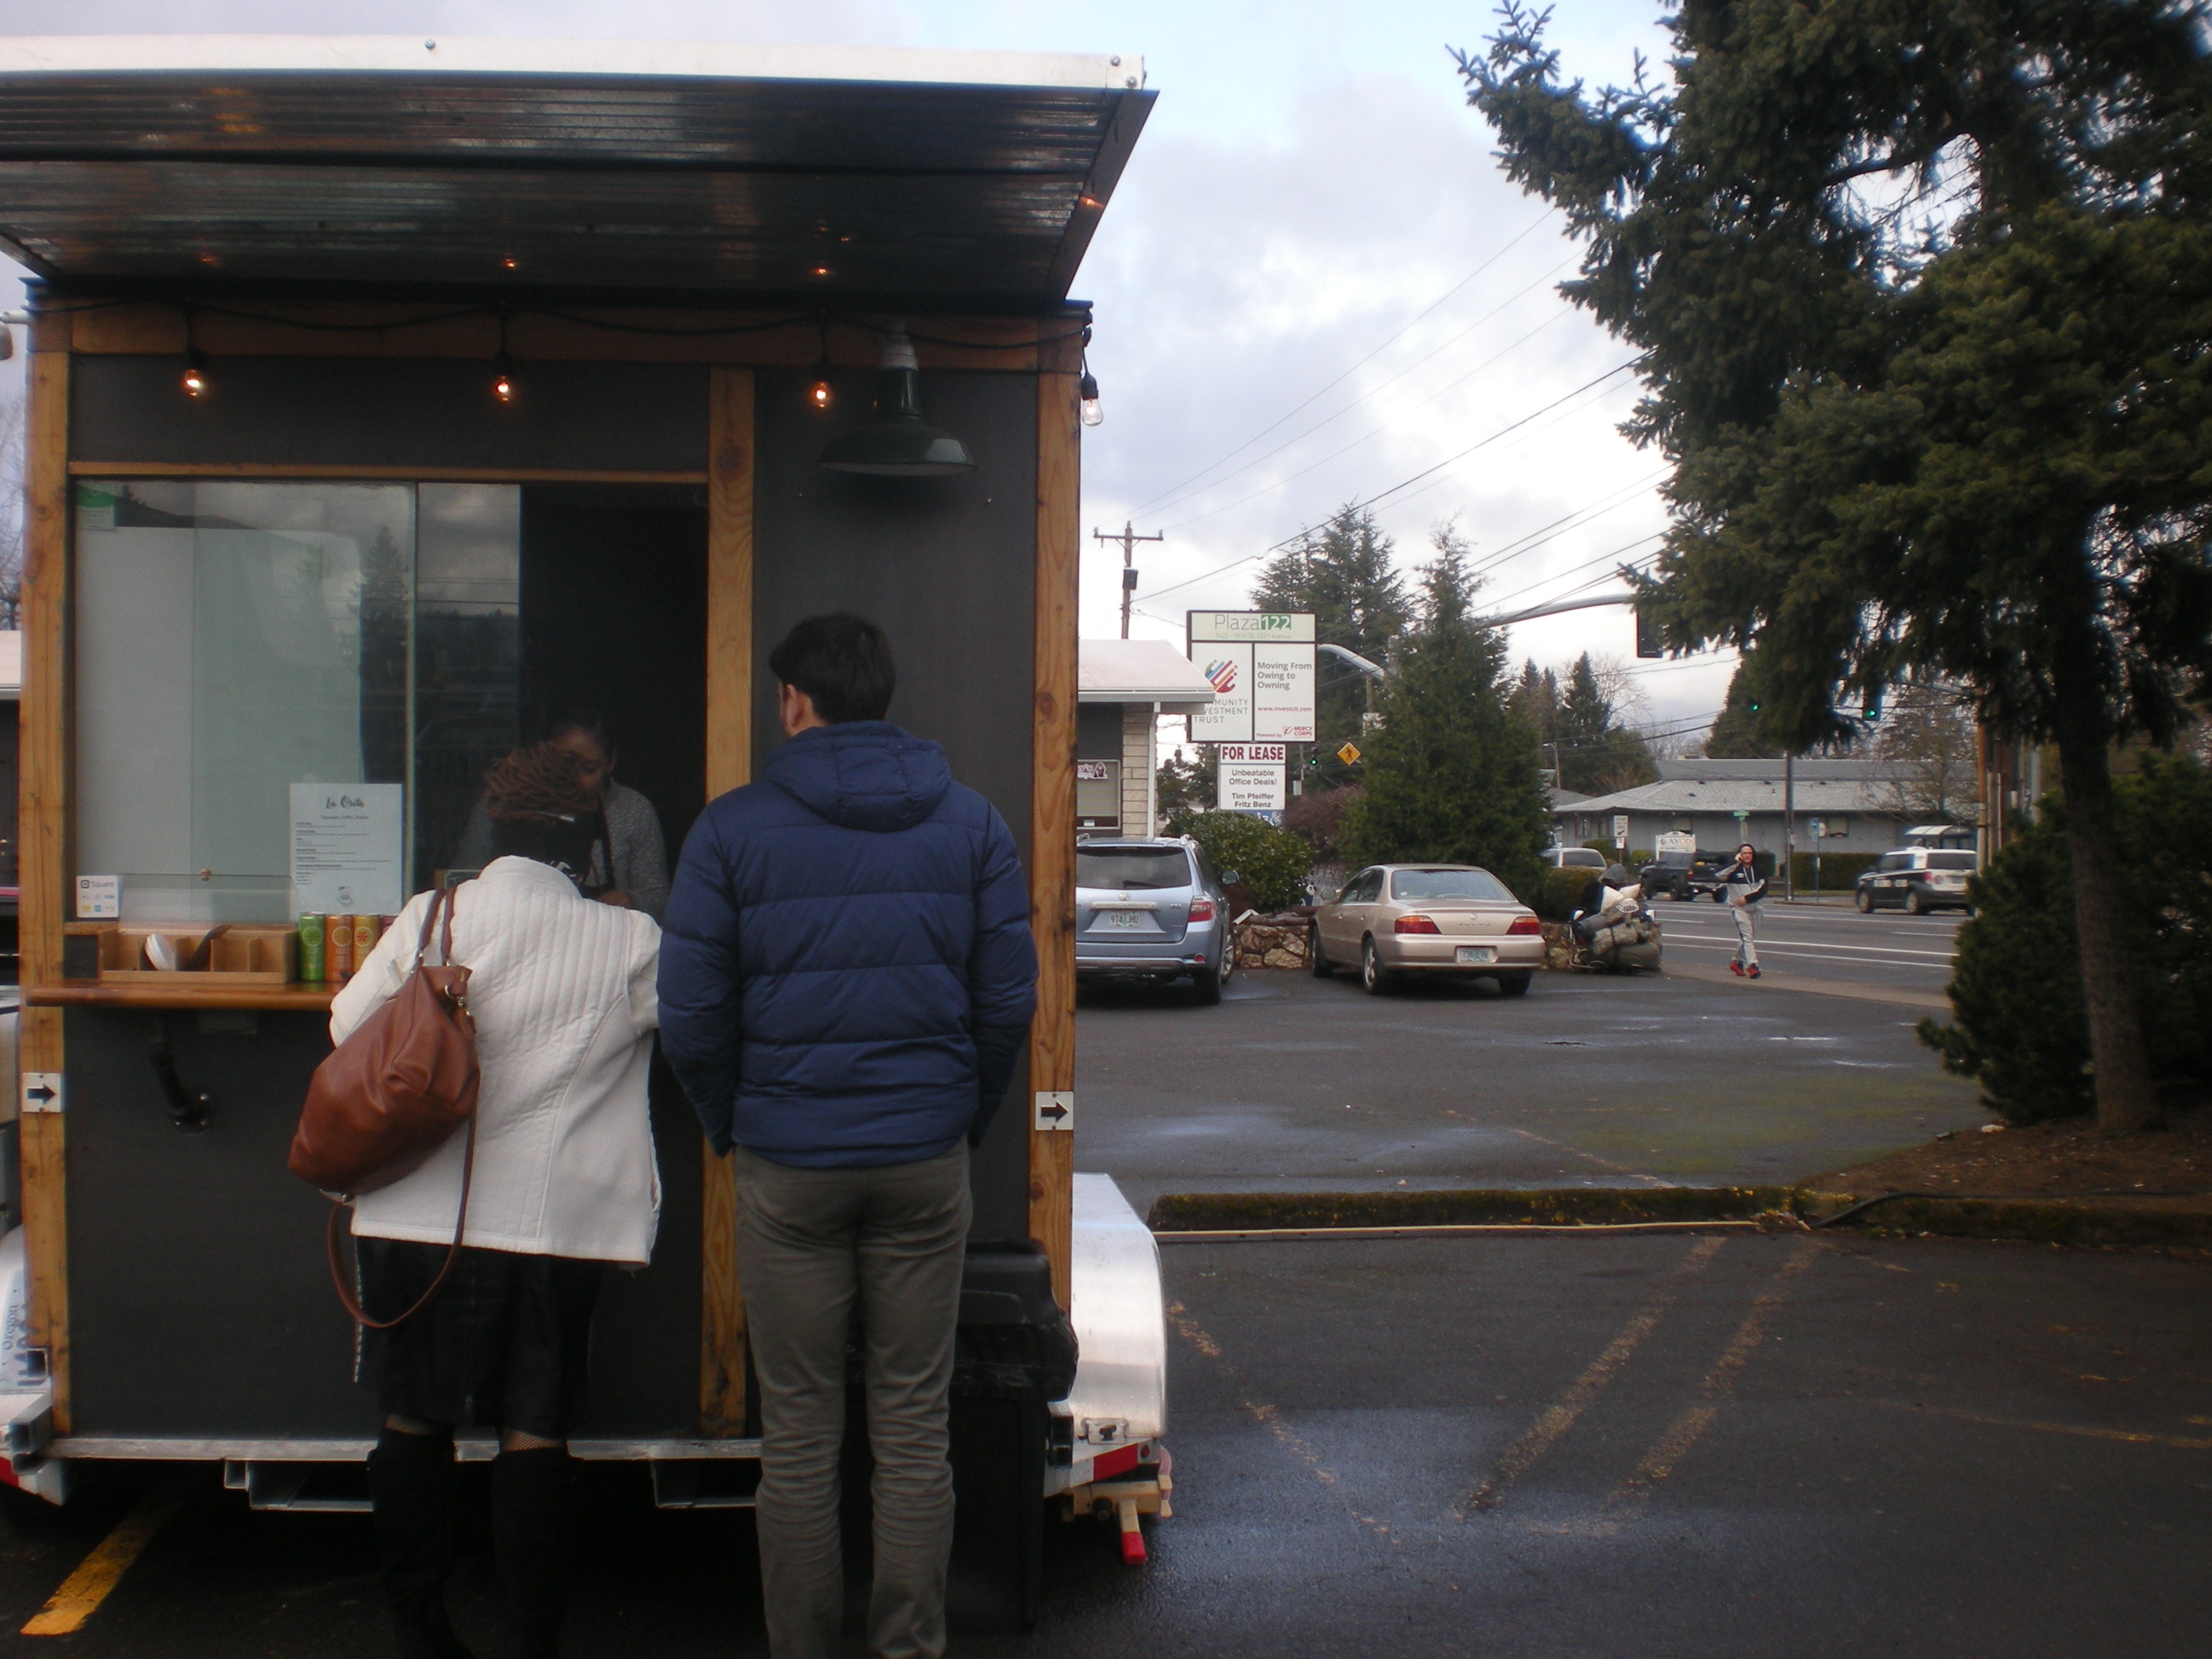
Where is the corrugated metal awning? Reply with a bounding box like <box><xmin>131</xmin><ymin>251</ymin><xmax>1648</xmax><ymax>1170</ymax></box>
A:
<box><xmin>0</xmin><ymin>36</ymin><xmax>1154</xmax><ymax>305</ymax></box>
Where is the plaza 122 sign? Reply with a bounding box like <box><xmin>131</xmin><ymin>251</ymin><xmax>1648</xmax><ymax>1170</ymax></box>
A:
<box><xmin>1187</xmin><ymin>611</ymin><xmax>1316</xmax><ymax>742</ymax></box>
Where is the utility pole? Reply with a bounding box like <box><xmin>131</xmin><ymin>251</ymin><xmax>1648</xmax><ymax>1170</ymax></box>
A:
<box><xmin>1783</xmin><ymin>750</ymin><xmax>1796</xmax><ymax>902</ymax></box>
<box><xmin>1093</xmin><ymin>521</ymin><xmax>1164</xmax><ymax>639</ymax></box>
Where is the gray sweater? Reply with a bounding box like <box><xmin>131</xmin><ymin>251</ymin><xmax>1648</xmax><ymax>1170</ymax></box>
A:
<box><xmin>451</xmin><ymin>780</ymin><xmax>672</xmax><ymax>920</ymax></box>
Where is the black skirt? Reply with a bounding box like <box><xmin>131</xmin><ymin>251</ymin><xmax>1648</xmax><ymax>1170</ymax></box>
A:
<box><xmin>355</xmin><ymin>1238</ymin><xmax>603</xmax><ymax>1440</ymax></box>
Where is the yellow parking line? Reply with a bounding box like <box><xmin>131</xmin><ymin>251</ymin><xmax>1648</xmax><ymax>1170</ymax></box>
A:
<box><xmin>1613</xmin><ymin>1236</ymin><xmax>1821</xmax><ymax>1498</ymax></box>
<box><xmin>21</xmin><ymin>1486</ymin><xmax>184</xmax><ymax>1637</ymax></box>
<box><xmin>1462</xmin><ymin>1235</ymin><xmax>1727</xmax><ymax>1514</ymax></box>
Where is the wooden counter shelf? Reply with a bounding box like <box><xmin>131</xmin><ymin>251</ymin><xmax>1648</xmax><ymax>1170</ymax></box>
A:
<box><xmin>27</xmin><ymin>981</ymin><xmax>339</xmax><ymax>1012</ymax></box>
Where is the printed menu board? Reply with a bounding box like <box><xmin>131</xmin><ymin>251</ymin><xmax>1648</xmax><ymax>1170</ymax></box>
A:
<box><xmin>291</xmin><ymin>783</ymin><xmax>404</xmax><ymax>916</ymax></box>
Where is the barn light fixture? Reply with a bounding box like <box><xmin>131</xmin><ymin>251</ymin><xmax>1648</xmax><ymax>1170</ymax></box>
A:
<box><xmin>180</xmin><ymin>308</ymin><xmax>207</xmax><ymax>397</ymax></box>
<box><xmin>493</xmin><ymin>353</ymin><xmax>516</xmax><ymax>403</ymax></box>
<box><xmin>809</xmin><ymin>319</ymin><xmax>835</xmax><ymax>411</ymax></box>
<box><xmin>817</xmin><ymin>323</ymin><xmax>976</xmax><ymax>477</ymax></box>
<box><xmin>1079</xmin><ymin>366</ymin><xmax>1103</xmax><ymax>428</ymax></box>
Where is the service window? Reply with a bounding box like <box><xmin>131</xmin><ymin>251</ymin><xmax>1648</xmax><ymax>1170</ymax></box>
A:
<box><xmin>73</xmin><ymin>479</ymin><xmax>703</xmax><ymax>924</ymax></box>
<box><xmin>76</xmin><ymin>481</ymin><xmax>416</xmax><ymax>923</ymax></box>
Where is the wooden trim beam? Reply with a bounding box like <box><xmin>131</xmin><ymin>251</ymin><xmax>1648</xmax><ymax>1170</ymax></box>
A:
<box><xmin>67</xmin><ymin>462</ymin><xmax>706</xmax><ymax>485</ymax></box>
<box><xmin>698</xmin><ymin>367</ymin><xmax>755</xmax><ymax>1437</ymax></box>
<box><xmin>20</xmin><ymin>318</ymin><xmax>72</xmax><ymax>1430</ymax></box>
<box><xmin>1028</xmin><ymin>371</ymin><xmax>1080</xmax><ymax>1310</ymax></box>
<box><xmin>66</xmin><ymin>304</ymin><xmax>1057</xmax><ymax>372</ymax></box>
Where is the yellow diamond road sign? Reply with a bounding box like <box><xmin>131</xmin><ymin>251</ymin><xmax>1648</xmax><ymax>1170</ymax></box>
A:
<box><xmin>1337</xmin><ymin>742</ymin><xmax>1361</xmax><ymax>765</ymax></box>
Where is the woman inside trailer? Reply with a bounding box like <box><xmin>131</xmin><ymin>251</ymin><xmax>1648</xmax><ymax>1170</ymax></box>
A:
<box><xmin>449</xmin><ymin>711</ymin><xmax>672</xmax><ymax>919</ymax></box>
<box><xmin>335</xmin><ymin>741</ymin><xmax>663</xmax><ymax>1659</ymax></box>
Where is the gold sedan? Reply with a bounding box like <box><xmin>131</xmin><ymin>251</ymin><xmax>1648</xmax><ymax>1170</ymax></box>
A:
<box><xmin>1309</xmin><ymin>864</ymin><xmax>1545</xmax><ymax>997</ymax></box>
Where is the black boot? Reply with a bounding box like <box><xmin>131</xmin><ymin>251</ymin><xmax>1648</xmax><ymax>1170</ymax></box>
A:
<box><xmin>367</xmin><ymin>1426</ymin><xmax>473</xmax><ymax>1659</ymax></box>
<box><xmin>490</xmin><ymin>1445</ymin><xmax>575</xmax><ymax>1659</ymax></box>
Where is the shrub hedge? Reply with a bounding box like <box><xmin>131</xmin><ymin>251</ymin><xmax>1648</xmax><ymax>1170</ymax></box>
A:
<box><xmin>1164</xmin><ymin>810</ymin><xmax>1313</xmax><ymax>912</ymax></box>
<box><xmin>1916</xmin><ymin>757</ymin><xmax>2212</xmax><ymax>1123</ymax></box>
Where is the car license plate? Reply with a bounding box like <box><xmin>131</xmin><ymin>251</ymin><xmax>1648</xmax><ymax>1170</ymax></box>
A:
<box><xmin>1455</xmin><ymin>945</ymin><xmax>1496</xmax><ymax>964</ymax></box>
<box><xmin>1097</xmin><ymin>910</ymin><xmax>1147</xmax><ymax>931</ymax></box>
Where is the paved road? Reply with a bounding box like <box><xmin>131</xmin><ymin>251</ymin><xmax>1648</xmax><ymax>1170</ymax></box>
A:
<box><xmin>1650</xmin><ymin>896</ymin><xmax>1964</xmax><ymax>994</ymax></box>
<box><xmin>1078</xmin><ymin>967</ymin><xmax>1985</xmax><ymax>1217</ymax></box>
<box><xmin>6</xmin><ymin>1232</ymin><xmax>2206</xmax><ymax>1657</ymax></box>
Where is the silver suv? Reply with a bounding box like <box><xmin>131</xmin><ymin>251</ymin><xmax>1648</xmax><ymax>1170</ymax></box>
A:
<box><xmin>1074</xmin><ymin>837</ymin><xmax>1233</xmax><ymax>1004</ymax></box>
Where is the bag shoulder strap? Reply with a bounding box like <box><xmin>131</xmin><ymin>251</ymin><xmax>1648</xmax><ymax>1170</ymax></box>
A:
<box><xmin>325</xmin><ymin>1112</ymin><xmax>478</xmax><ymax>1330</ymax></box>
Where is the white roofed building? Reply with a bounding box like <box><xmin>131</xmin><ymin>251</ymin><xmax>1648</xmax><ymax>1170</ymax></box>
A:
<box><xmin>1078</xmin><ymin>640</ymin><xmax>1216</xmax><ymax>838</ymax></box>
<box><xmin>1557</xmin><ymin>757</ymin><xmax>1910</xmax><ymax>856</ymax></box>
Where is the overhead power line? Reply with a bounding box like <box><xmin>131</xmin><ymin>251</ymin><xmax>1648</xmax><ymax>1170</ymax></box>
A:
<box><xmin>1140</xmin><ymin>356</ymin><xmax>1645</xmax><ymax>607</ymax></box>
<box><xmin>1128</xmin><ymin>207</ymin><xmax>1561</xmax><ymax>517</ymax></box>
<box><xmin>1141</xmin><ymin>258</ymin><xmax>1575</xmax><ymax>521</ymax></box>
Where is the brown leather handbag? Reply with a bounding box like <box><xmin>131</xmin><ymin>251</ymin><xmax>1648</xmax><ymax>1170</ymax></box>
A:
<box><xmin>289</xmin><ymin>885</ymin><xmax>481</xmax><ymax>1328</ymax></box>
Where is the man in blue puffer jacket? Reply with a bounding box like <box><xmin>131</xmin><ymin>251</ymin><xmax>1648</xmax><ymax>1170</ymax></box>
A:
<box><xmin>659</xmin><ymin>613</ymin><xmax>1036</xmax><ymax>1659</ymax></box>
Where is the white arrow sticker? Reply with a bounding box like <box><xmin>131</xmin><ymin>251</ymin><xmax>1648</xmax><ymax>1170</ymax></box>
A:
<box><xmin>1033</xmin><ymin>1090</ymin><xmax>1073</xmax><ymax>1132</ymax></box>
<box><xmin>21</xmin><ymin>1073</ymin><xmax>63</xmax><ymax>1115</ymax></box>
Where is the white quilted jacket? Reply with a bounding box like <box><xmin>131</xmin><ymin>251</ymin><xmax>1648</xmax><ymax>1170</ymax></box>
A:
<box><xmin>330</xmin><ymin>856</ymin><xmax>663</xmax><ymax>1265</ymax></box>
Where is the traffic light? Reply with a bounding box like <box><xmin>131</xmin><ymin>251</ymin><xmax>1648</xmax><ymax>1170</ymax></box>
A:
<box><xmin>1634</xmin><ymin>600</ymin><xmax>1663</xmax><ymax>660</ymax></box>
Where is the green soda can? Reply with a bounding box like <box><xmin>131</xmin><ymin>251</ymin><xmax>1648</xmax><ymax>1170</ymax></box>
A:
<box><xmin>297</xmin><ymin>914</ymin><xmax>328</xmax><ymax>984</ymax></box>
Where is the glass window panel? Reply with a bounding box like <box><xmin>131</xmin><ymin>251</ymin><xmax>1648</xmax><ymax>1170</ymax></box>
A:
<box><xmin>75</xmin><ymin>481</ymin><xmax>411</xmax><ymax>923</ymax></box>
<box><xmin>1390</xmin><ymin>868</ymin><xmax>1513</xmax><ymax>902</ymax></box>
<box><xmin>1075</xmin><ymin>847</ymin><xmax>1190</xmax><ymax>891</ymax></box>
<box><xmin>414</xmin><ymin>485</ymin><xmax>521</xmax><ymax>881</ymax></box>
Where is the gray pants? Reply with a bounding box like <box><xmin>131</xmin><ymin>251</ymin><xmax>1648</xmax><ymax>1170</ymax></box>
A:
<box><xmin>1732</xmin><ymin>901</ymin><xmax>1758</xmax><ymax>968</ymax></box>
<box><xmin>732</xmin><ymin>1142</ymin><xmax>971</xmax><ymax>1659</ymax></box>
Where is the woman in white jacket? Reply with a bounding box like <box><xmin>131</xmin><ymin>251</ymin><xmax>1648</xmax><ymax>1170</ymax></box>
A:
<box><xmin>331</xmin><ymin>742</ymin><xmax>662</xmax><ymax>1659</ymax></box>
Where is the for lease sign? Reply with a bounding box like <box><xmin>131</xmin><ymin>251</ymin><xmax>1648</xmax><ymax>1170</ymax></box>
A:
<box><xmin>1216</xmin><ymin>743</ymin><xmax>1287</xmax><ymax>812</ymax></box>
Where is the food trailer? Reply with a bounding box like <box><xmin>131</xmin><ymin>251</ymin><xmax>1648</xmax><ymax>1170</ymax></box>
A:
<box><xmin>0</xmin><ymin>35</ymin><xmax>1166</xmax><ymax>1614</ymax></box>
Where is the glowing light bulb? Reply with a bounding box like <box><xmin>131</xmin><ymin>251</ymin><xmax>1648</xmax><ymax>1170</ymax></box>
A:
<box><xmin>181</xmin><ymin>359</ymin><xmax>207</xmax><ymax>398</ymax></box>
<box><xmin>493</xmin><ymin>354</ymin><xmax>516</xmax><ymax>403</ymax></box>
<box><xmin>810</xmin><ymin>377</ymin><xmax>834</xmax><ymax>410</ymax></box>
<box><xmin>1079</xmin><ymin>370</ymin><xmax>1102</xmax><ymax>428</ymax></box>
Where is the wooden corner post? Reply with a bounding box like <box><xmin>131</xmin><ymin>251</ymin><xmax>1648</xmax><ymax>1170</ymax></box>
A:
<box><xmin>20</xmin><ymin>312</ymin><xmax>73</xmax><ymax>1429</ymax></box>
<box><xmin>699</xmin><ymin>367</ymin><xmax>755</xmax><ymax>1434</ymax></box>
<box><xmin>1030</xmin><ymin>371</ymin><xmax>1080</xmax><ymax>1309</ymax></box>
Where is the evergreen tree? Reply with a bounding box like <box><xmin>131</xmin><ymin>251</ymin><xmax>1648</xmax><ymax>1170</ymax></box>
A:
<box><xmin>1509</xmin><ymin>660</ymin><xmax>1563</xmax><ymax>781</ymax></box>
<box><xmin>1253</xmin><ymin>503</ymin><xmax>1411</xmax><ymax>788</ymax></box>
<box><xmin>1345</xmin><ymin>530</ymin><xmax>1550</xmax><ymax>898</ymax></box>
<box><xmin>1701</xmin><ymin>665</ymin><xmax>1769</xmax><ymax>760</ymax></box>
<box><xmin>1555</xmin><ymin>652</ymin><xmax>1658</xmax><ymax>793</ymax></box>
<box><xmin>1460</xmin><ymin>0</ymin><xmax>2212</xmax><ymax>1132</ymax></box>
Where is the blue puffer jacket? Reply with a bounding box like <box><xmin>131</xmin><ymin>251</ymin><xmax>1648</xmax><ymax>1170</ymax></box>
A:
<box><xmin>657</xmin><ymin>721</ymin><xmax>1038</xmax><ymax>1168</ymax></box>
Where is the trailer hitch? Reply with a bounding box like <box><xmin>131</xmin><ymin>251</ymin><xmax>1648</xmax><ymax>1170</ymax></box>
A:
<box><xmin>149</xmin><ymin>1014</ymin><xmax>215</xmax><ymax>1133</ymax></box>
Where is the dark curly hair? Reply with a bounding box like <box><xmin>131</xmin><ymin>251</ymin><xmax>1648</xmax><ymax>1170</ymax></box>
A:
<box><xmin>483</xmin><ymin>744</ymin><xmax>601</xmax><ymax>881</ymax></box>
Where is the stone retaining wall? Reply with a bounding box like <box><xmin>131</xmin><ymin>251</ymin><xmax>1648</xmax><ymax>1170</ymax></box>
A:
<box><xmin>1233</xmin><ymin>914</ymin><xmax>1310</xmax><ymax>970</ymax></box>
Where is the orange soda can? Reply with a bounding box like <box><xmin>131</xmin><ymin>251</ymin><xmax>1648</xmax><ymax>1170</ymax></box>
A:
<box><xmin>353</xmin><ymin>914</ymin><xmax>380</xmax><ymax>963</ymax></box>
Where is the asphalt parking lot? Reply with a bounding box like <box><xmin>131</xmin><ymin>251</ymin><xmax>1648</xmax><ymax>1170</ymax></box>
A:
<box><xmin>1077</xmin><ymin>964</ymin><xmax>1987</xmax><ymax>1217</ymax></box>
<box><xmin>4</xmin><ymin>1231</ymin><xmax>2206</xmax><ymax>1658</ymax></box>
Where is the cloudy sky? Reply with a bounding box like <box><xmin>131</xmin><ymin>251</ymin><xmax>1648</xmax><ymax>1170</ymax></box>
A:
<box><xmin>1</xmin><ymin>0</ymin><xmax>1737</xmax><ymax>738</ymax></box>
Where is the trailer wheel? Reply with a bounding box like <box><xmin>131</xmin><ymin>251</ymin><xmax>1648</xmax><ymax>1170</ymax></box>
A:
<box><xmin>948</xmin><ymin>1396</ymin><xmax>1046</xmax><ymax>1631</ymax></box>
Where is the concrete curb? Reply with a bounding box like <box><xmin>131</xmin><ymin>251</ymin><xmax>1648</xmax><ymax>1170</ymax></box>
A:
<box><xmin>1146</xmin><ymin>1186</ymin><xmax>2212</xmax><ymax>1249</ymax></box>
<box><xmin>1794</xmin><ymin>1190</ymin><xmax>2212</xmax><ymax>1249</ymax></box>
<box><xmin>1146</xmin><ymin>1187</ymin><xmax>1795</xmax><ymax>1233</ymax></box>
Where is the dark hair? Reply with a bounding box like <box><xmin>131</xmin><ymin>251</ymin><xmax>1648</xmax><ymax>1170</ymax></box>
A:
<box><xmin>489</xmin><ymin>811</ymin><xmax>599</xmax><ymax>881</ymax></box>
<box><xmin>768</xmin><ymin>613</ymin><xmax>896</xmax><ymax>724</ymax></box>
<box><xmin>542</xmin><ymin>709</ymin><xmax>613</xmax><ymax>753</ymax></box>
<box><xmin>483</xmin><ymin>743</ymin><xmax>602</xmax><ymax>886</ymax></box>
<box><xmin>1737</xmin><ymin>843</ymin><xmax>1757</xmax><ymax>858</ymax></box>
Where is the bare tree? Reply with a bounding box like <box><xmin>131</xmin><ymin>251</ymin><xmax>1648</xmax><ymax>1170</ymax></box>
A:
<box><xmin>1874</xmin><ymin>681</ymin><xmax>1981</xmax><ymax>824</ymax></box>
